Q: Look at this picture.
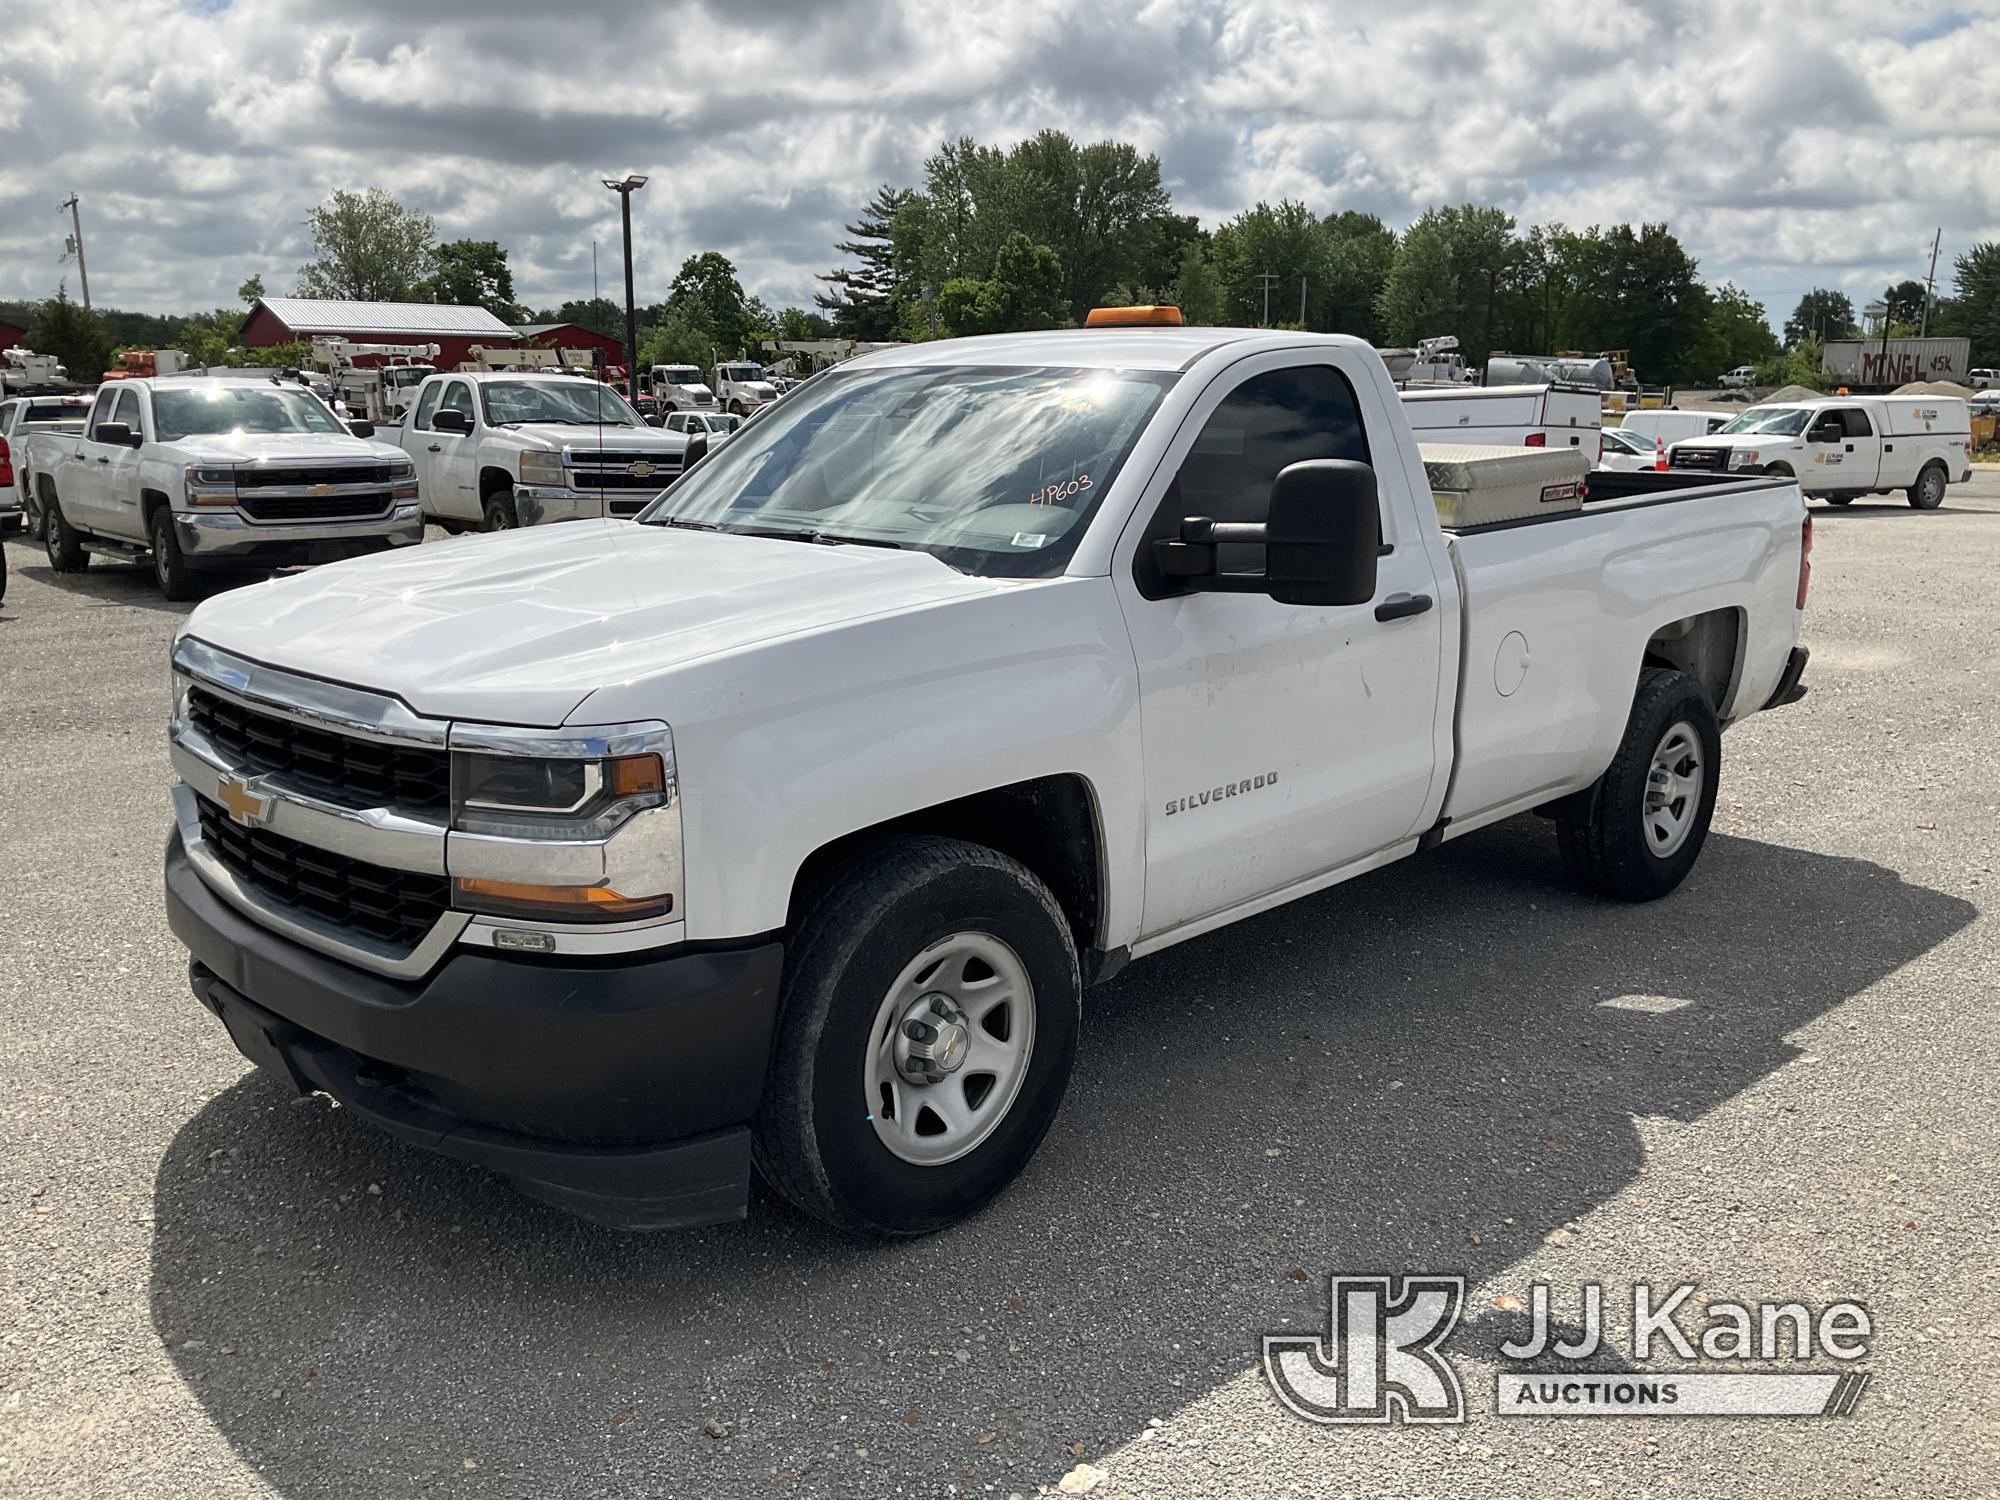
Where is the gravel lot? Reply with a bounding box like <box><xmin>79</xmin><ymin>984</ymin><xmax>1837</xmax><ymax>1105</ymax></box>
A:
<box><xmin>3</xmin><ymin>477</ymin><xmax>1997</xmax><ymax>1498</ymax></box>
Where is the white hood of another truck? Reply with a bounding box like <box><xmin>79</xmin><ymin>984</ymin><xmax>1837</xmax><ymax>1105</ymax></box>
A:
<box><xmin>178</xmin><ymin>432</ymin><xmax>407</xmax><ymax>465</ymax></box>
<box><xmin>180</xmin><ymin>520</ymin><xmax>1005</xmax><ymax>725</ymax></box>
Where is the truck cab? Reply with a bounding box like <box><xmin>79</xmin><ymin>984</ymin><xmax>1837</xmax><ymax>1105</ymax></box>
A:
<box><xmin>712</xmin><ymin>361</ymin><xmax>778</xmax><ymax>416</ymax></box>
<box><xmin>1669</xmin><ymin>395</ymin><xmax>1972</xmax><ymax>508</ymax></box>
<box><xmin>646</xmin><ymin>365</ymin><xmax>717</xmax><ymax>413</ymax></box>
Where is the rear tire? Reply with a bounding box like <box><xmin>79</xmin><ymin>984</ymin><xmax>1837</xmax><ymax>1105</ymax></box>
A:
<box><xmin>1907</xmin><ymin>464</ymin><xmax>1947</xmax><ymax>510</ymax></box>
<box><xmin>149</xmin><ymin>509</ymin><xmax>199</xmax><ymax>601</ymax></box>
<box><xmin>43</xmin><ymin>490</ymin><xmax>88</xmax><ymax>573</ymax></box>
<box><xmin>1822</xmin><ymin>494</ymin><xmax>1854</xmax><ymax>506</ymax></box>
<box><xmin>1557</xmin><ymin>668</ymin><xmax>1721</xmax><ymax>902</ymax></box>
<box><xmin>754</xmin><ymin>836</ymin><xmax>1081</xmax><ymax>1237</ymax></box>
<box><xmin>25</xmin><ymin>494</ymin><xmax>45</xmax><ymax>543</ymax></box>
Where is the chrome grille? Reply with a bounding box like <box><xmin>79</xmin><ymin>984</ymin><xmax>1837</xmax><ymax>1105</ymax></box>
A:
<box><xmin>237</xmin><ymin>492</ymin><xmax>394</xmax><ymax>522</ymax></box>
<box><xmin>187</xmin><ymin>686</ymin><xmax>451</xmax><ymax>818</ymax></box>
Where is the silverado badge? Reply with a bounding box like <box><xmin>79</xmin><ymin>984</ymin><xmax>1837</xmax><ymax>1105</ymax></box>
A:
<box><xmin>216</xmin><ymin>776</ymin><xmax>271</xmax><ymax>827</ymax></box>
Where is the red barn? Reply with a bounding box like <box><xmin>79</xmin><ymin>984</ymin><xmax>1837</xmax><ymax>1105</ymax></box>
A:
<box><xmin>518</xmin><ymin>322</ymin><xmax>626</xmax><ymax>371</ymax></box>
<box><xmin>0</xmin><ymin>319</ymin><xmax>29</xmax><ymax>352</ymax></box>
<box><xmin>240</xmin><ymin>297</ymin><xmax>522</xmax><ymax>371</ymax></box>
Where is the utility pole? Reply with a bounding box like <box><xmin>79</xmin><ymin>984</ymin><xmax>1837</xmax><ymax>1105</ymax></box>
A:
<box><xmin>59</xmin><ymin>194</ymin><xmax>90</xmax><ymax>309</ymax></box>
<box><xmin>1254</xmin><ymin>271</ymin><xmax>1279</xmax><ymax>327</ymax></box>
<box><xmin>1919</xmin><ymin>227</ymin><xmax>1942</xmax><ymax>338</ymax></box>
<box><xmin>1298</xmin><ymin>277</ymin><xmax>1307</xmax><ymax>328</ymax></box>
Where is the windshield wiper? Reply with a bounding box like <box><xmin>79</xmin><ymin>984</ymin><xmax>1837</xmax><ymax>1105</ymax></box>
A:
<box><xmin>722</xmin><ymin>524</ymin><xmax>904</xmax><ymax>549</ymax></box>
<box><xmin>651</xmin><ymin>514</ymin><xmax>723</xmax><ymax>531</ymax></box>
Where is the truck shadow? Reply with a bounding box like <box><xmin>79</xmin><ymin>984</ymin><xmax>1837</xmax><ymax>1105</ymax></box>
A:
<box><xmin>147</xmin><ymin>824</ymin><xmax>1972</xmax><ymax>1497</ymax></box>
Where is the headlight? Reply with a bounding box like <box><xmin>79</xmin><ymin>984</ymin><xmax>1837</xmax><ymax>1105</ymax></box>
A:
<box><xmin>519</xmin><ymin>450</ymin><xmax>566</xmax><ymax>486</ymax></box>
<box><xmin>448</xmin><ymin>722</ymin><xmax>680</xmax><ymax>923</ymax></box>
<box><xmin>184</xmin><ymin>465</ymin><xmax>236</xmax><ymax>506</ymax></box>
<box><xmin>1728</xmin><ymin>450</ymin><xmax>1759</xmax><ymax>470</ymax></box>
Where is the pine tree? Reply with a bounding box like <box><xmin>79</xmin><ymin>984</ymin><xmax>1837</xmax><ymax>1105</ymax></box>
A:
<box><xmin>816</xmin><ymin>186</ymin><xmax>912</xmax><ymax>340</ymax></box>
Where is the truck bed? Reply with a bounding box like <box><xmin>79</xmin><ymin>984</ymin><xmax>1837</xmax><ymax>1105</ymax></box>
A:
<box><xmin>1435</xmin><ymin>470</ymin><xmax>1804</xmax><ymax>834</ymax></box>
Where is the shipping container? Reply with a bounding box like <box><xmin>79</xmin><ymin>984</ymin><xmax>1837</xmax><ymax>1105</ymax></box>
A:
<box><xmin>1820</xmin><ymin>337</ymin><xmax>1972</xmax><ymax>391</ymax></box>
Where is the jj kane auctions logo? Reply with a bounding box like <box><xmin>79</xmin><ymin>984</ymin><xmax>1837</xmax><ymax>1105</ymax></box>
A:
<box><xmin>1265</xmin><ymin>1277</ymin><xmax>1873</xmax><ymax>1424</ymax></box>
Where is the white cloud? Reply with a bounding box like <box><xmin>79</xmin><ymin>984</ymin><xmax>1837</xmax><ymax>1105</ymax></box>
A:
<box><xmin>1</xmin><ymin>0</ymin><xmax>1995</xmax><ymax>328</ymax></box>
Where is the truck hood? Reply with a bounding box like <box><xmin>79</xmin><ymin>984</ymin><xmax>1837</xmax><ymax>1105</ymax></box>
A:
<box><xmin>500</xmin><ymin>423</ymin><xmax>684</xmax><ymax>451</ymax></box>
<box><xmin>178</xmin><ymin>432</ymin><xmax>407</xmax><ymax>465</ymax></box>
<box><xmin>181</xmin><ymin>520</ymin><xmax>1008</xmax><ymax>725</ymax></box>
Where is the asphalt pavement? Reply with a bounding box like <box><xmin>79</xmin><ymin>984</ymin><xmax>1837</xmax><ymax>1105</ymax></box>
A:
<box><xmin>2</xmin><ymin>476</ymin><xmax>1997</xmax><ymax>1498</ymax></box>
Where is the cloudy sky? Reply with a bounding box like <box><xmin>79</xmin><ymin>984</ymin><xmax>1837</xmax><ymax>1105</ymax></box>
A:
<box><xmin>2</xmin><ymin>0</ymin><xmax>1995</xmax><ymax>332</ymax></box>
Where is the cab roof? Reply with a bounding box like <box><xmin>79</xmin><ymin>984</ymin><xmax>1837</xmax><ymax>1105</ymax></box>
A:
<box><xmin>848</xmin><ymin>326</ymin><xmax>1366</xmax><ymax>374</ymax></box>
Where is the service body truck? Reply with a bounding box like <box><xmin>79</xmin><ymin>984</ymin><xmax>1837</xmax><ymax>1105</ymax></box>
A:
<box><xmin>165</xmin><ymin>318</ymin><xmax>1811</xmax><ymax>1236</ymax></box>
<box><xmin>1401</xmin><ymin>382</ymin><xmax>1602</xmax><ymax>457</ymax></box>
<box><xmin>36</xmin><ymin>376</ymin><xmax>421</xmax><ymax>600</ymax></box>
<box><xmin>1668</xmin><ymin>394</ymin><xmax>1972</xmax><ymax>508</ymax></box>
<box><xmin>395</xmin><ymin>371</ymin><xmax>692</xmax><ymax>530</ymax></box>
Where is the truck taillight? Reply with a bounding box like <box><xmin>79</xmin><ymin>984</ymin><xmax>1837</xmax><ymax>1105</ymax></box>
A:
<box><xmin>1524</xmin><ymin>432</ymin><xmax>1547</xmax><ymax>447</ymax></box>
<box><xmin>0</xmin><ymin>436</ymin><xmax>11</xmax><ymax>487</ymax></box>
<box><xmin>1797</xmin><ymin>515</ymin><xmax>1813</xmax><ymax>610</ymax></box>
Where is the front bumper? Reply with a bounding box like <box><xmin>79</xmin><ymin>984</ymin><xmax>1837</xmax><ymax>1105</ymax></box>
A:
<box><xmin>166</xmin><ymin>832</ymin><xmax>784</xmax><ymax>1229</ymax></box>
<box><xmin>174</xmin><ymin>504</ymin><xmax>425</xmax><ymax>565</ymax></box>
<box><xmin>513</xmin><ymin>486</ymin><xmax>666</xmax><ymax>525</ymax></box>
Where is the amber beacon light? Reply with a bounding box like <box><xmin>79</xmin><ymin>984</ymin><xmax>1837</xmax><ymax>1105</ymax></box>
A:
<box><xmin>1084</xmin><ymin>305</ymin><xmax>1184</xmax><ymax>327</ymax></box>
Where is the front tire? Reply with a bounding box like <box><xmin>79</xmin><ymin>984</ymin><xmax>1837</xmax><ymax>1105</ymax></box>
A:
<box><xmin>1557</xmin><ymin>668</ymin><xmax>1721</xmax><ymax>902</ymax></box>
<box><xmin>1908</xmin><ymin>464</ymin><xmax>1947</xmax><ymax>510</ymax></box>
<box><xmin>482</xmin><ymin>492</ymin><xmax>517</xmax><ymax>531</ymax></box>
<box><xmin>149</xmin><ymin>509</ymin><xmax>199</xmax><ymax>601</ymax></box>
<box><xmin>43</xmin><ymin>491</ymin><xmax>88</xmax><ymax>573</ymax></box>
<box><xmin>25</xmin><ymin>494</ymin><xmax>45</xmax><ymax>543</ymax></box>
<box><xmin>754</xmin><ymin>836</ymin><xmax>1081</xmax><ymax>1236</ymax></box>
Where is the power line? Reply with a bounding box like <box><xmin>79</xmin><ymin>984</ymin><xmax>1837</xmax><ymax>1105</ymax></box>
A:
<box><xmin>1253</xmin><ymin>271</ymin><xmax>1279</xmax><ymax>327</ymax></box>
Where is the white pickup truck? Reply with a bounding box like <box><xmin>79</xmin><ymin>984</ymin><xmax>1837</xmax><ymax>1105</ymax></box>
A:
<box><xmin>395</xmin><ymin>370</ymin><xmax>692</xmax><ymax>529</ymax></box>
<box><xmin>32</xmin><ymin>376</ymin><xmax>422</xmax><ymax>600</ymax></box>
<box><xmin>163</xmin><ymin>317</ymin><xmax>1811</xmax><ymax>1236</ymax></box>
<box><xmin>1669</xmin><ymin>394</ymin><xmax>1973</xmax><ymax>508</ymax></box>
<box><xmin>2</xmin><ymin>393</ymin><xmax>91</xmax><ymax>534</ymax></box>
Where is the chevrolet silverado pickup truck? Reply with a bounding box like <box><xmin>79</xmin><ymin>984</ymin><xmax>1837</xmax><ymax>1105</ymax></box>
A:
<box><xmin>2</xmin><ymin>393</ymin><xmax>91</xmax><ymax>534</ymax></box>
<box><xmin>163</xmin><ymin>313</ymin><xmax>1812</xmax><ymax>1237</ymax></box>
<box><xmin>396</xmin><ymin>370</ymin><xmax>692</xmax><ymax>529</ymax></box>
<box><xmin>36</xmin><ymin>376</ymin><xmax>422</xmax><ymax>600</ymax></box>
<box><xmin>1669</xmin><ymin>394</ymin><xmax>1972</xmax><ymax>508</ymax></box>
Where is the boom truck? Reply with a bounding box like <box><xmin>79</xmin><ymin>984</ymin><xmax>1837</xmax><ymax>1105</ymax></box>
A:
<box><xmin>309</xmin><ymin>339</ymin><xmax>440</xmax><ymax>425</ymax></box>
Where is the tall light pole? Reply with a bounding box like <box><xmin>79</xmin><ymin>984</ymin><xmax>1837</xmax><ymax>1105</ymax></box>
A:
<box><xmin>601</xmin><ymin>174</ymin><xmax>648</xmax><ymax>402</ymax></box>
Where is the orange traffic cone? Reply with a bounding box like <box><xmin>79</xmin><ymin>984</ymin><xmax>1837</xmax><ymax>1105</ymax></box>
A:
<box><xmin>1654</xmin><ymin>435</ymin><xmax>1668</xmax><ymax>472</ymax></box>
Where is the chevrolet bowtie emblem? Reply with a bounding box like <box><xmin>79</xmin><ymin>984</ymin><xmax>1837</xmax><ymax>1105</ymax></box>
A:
<box><xmin>216</xmin><ymin>776</ymin><xmax>269</xmax><ymax>827</ymax></box>
<box><xmin>626</xmin><ymin>461</ymin><xmax>657</xmax><ymax>479</ymax></box>
<box><xmin>306</xmin><ymin>482</ymin><xmax>335</xmax><ymax>495</ymax></box>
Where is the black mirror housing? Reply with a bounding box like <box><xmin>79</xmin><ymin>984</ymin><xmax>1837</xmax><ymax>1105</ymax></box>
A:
<box><xmin>431</xmin><ymin>408</ymin><xmax>471</xmax><ymax>434</ymax></box>
<box><xmin>94</xmin><ymin>420</ymin><xmax>136</xmax><ymax>447</ymax></box>
<box><xmin>346</xmin><ymin>419</ymin><xmax>375</xmax><ymax>438</ymax></box>
<box><xmin>1264</xmin><ymin>460</ymin><xmax>1380</xmax><ymax>606</ymax></box>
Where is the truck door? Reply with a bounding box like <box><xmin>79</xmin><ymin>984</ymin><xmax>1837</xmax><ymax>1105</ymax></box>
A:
<box><xmin>1114</xmin><ymin>353</ymin><xmax>1447</xmax><ymax>940</ymax></box>
<box><xmin>412</xmin><ymin>379</ymin><xmax>479</xmax><ymax>522</ymax></box>
<box><xmin>1835</xmin><ymin>406</ymin><xmax>1883</xmax><ymax>487</ymax></box>
<box><xmin>97</xmin><ymin>388</ymin><xmax>148</xmax><ymax>540</ymax></box>
<box><xmin>65</xmin><ymin>388</ymin><xmax>126</xmax><ymax>532</ymax></box>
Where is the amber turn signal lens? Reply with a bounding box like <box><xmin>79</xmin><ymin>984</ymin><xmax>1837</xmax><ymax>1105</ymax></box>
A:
<box><xmin>608</xmin><ymin>752</ymin><xmax>667</xmax><ymax>797</ymax></box>
<box><xmin>455</xmin><ymin>877</ymin><xmax>672</xmax><ymax>921</ymax></box>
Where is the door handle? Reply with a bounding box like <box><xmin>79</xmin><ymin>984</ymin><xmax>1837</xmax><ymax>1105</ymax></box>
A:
<box><xmin>1375</xmin><ymin>592</ymin><xmax>1434</xmax><ymax>622</ymax></box>
<box><xmin>427</xmin><ymin>444</ymin><xmax>442</xmax><ymax>453</ymax></box>
<box><xmin>1844</xmin><ymin>443</ymin><xmax>1854</xmax><ymax>452</ymax></box>
<box><xmin>97</xmin><ymin>456</ymin><xmax>110</xmax><ymax>464</ymax></box>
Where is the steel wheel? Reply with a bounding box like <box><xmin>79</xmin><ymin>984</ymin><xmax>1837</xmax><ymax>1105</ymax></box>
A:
<box><xmin>864</xmin><ymin>932</ymin><xmax>1036</xmax><ymax>1167</ymax></box>
<box><xmin>1643</xmin><ymin>720</ymin><xmax>1704</xmax><ymax>858</ymax></box>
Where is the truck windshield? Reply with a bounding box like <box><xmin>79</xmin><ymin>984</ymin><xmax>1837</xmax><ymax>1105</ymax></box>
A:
<box><xmin>479</xmin><ymin>379</ymin><xmax>642</xmax><ymax>427</ymax></box>
<box><xmin>659</xmin><ymin>368</ymin><xmax>701</xmax><ymax>384</ymax></box>
<box><xmin>640</xmin><ymin>364</ymin><xmax>1177</xmax><ymax>578</ymax></box>
<box><xmin>152</xmin><ymin>387</ymin><xmax>347</xmax><ymax>440</ymax></box>
<box><xmin>1717</xmin><ymin>407</ymin><xmax>1813</xmax><ymax>437</ymax></box>
<box><xmin>716</xmin><ymin>365</ymin><xmax>759</xmax><ymax>382</ymax></box>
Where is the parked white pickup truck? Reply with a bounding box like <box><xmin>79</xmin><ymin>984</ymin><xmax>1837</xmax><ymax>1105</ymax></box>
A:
<box><xmin>2</xmin><ymin>393</ymin><xmax>91</xmax><ymax>534</ymax></box>
<box><xmin>396</xmin><ymin>370</ymin><xmax>692</xmax><ymax>529</ymax></box>
<box><xmin>164</xmin><ymin>316</ymin><xmax>1811</xmax><ymax>1236</ymax></box>
<box><xmin>33</xmin><ymin>376</ymin><xmax>422</xmax><ymax>599</ymax></box>
<box><xmin>1669</xmin><ymin>394</ymin><xmax>1972</xmax><ymax>508</ymax></box>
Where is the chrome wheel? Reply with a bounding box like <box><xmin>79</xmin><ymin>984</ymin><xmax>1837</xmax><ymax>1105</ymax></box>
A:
<box><xmin>1643</xmin><ymin>720</ymin><xmax>1704</xmax><ymax>858</ymax></box>
<box><xmin>865</xmin><ymin>932</ymin><xmax>1036</xmax><ymax>1167</ymax></box>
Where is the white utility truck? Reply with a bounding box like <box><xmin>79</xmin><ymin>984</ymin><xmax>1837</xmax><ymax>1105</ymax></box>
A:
<box><xmin>712</xmin><ymin>360</ymin><xmax>778</xmax><ymax>415</ymax></box>
<box><xmin>1668</xmin><ymin>394</ymin><xmax>1972</xmax><ymax>508</ymax></box>
<box><xmin>1402</xmin><ymin>382</ymin><xmax>1603</xmax><ymax>456</ymax></box>
<box><xmin>34</xmin><ymin>375</ymin><xmax>421</xmax><ymax>599</ymax></box>
<box><xmin>164</xmin><ymin>312</ymin><xmax>1812</xmax><ymax>1236</ymax></box>
<box><xmin>394</xmin><ymin>370</ymin><xmax>693</xmax><ymax>529</ymax></box>
<box><xmin>645</xmin><ymin>364</ymin><xmax>718</xmax><ymax>413</ymax></box>
<box><xmin>310</xmin><ymin>339</ymin><xmax>439</xmax><ymax>424</ymax></box>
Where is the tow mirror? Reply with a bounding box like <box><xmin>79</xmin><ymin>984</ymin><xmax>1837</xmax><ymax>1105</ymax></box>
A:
<box><xmin>431</xmin><ymin>408</ymin><xmax>471</xmax><ymax>434</ymax></box>
<box><xmin>1151</xmin><ymin>460</ymin><xmax>1380</xmax><ymax>607</ymax></box>
<box><xmin>346</xmin><ymin>419</ymin><xmax>376</xmax><ymax>438</ymax></box>
<box><xmin>1809</xmin><ymin>420</ymin><xmax>1842</xmax><ymax>444</ymax></box>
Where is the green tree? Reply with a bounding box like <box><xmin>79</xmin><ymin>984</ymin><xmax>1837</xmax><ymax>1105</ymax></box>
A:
<box><xmin>1376</xmin><ymin>204</ymin><xmax>1516</xmax><ymax>361</ymax></box>
<box><xmin>1693</xmin><ymin>283</ymin><xmax>1780</xmax><ymax>377</ymax></box>
<box><xmin>776</xmin><ymin>306</ymin><xmax>834</xmax><ymax>340</ymax></box>
<box><xmin>537</xmin><ymin>298</ymin><xmax>624</xmax><ymax>339</ymax></box>
<box><xmin>236</xmin><ymin>275</ymin><xmax>265</xmax><ymax>305</ymax></box>
<box><xmin>638</xmin><ymin>306</ymin><xmax>719</xmax><ymax>371</ymax></box>
<box><xmin>27</xmin><ymin>286</ymin><xmax>111</xmax><ymax>381</ymax></box>
<box><xmin>173</xmin><ymin>308</ymin><xmax>250</xmax><ymax>366</ymax></box>
<box><xmin>1170</xmin><ymin>242</ymin><xmax>1224</xmax><ymax>325</ymax></box>
<box><xmin>1784</xmin><ymin>288</ymin><xmax>1857</xmax><ymax>347</ymax></box>
<box><xmin>1882</xmin><ymin>278</ymin><xmax>1927</xmax><ymax>327</ymax></box>
<box><xmin>1318</xmin><ymin>211</ymin><xmax>1397</xmax><ymax>341</ymax></box>
<box><xmin>1213</xmin><ymin>200</ymin><xmax>1331</xmax><ymax>328</ymax></box>
<box><xmin>1937</xmin><ymin>241</ymin><xmax>2000</xmax><ymax>364</ymax></box>
<box><xmin>667</xmin><ymin>251</ymin><xmax>752</xmax><ymax>352</ymax></box>
<box><xmin>296</xmin><ymin>187</ymin><xmax>436</xmax><ymax>302</ymax></box>
<box><xmin>935</xmin><ymin>234</ymin><xmax>1067</xmax><ymax>337</ymax></box>
<box><xmin>1556</xmin><ymin>223</ymin><xmax>1706</xmax><ymax>382</ymax></box>
<box><xmin>422</xmin><ymin>239</ymin><xmax>524</xmax><ymax>321</ymax></box>
<box><xmin>817</xmin><ymin>184</ymin><xmax>913</xmax><ymax>340</ymax></box>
